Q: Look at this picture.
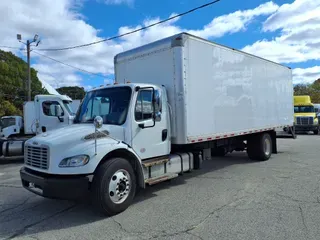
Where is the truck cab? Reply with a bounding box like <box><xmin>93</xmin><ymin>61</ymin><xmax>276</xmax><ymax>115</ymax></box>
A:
<box><xmin>20</xmin><ymin>83</ymin><xmax>175</xmax><ymax>213</ymax></box>
<box><xmin>32</xmin><ymin>94</ymin><xmax>76</xmax><ymax>134</ymax></box>
<box><xmin>0</xmin><ymin>116</ymin><xmax>23</xmax><ymax>138</ymax></box>
<box><xmin>0</xmin><ymin>94</ymin><xmax>78</xmax><ymax>159</ymax></box>
<box><xmin>294</xmin><ymin>95</ymin><xmax>319</xmax><ymax>134</ymax></box>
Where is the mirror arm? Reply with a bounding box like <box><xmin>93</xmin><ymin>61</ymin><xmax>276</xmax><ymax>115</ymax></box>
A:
<box><xmin>57</xmin><ymin>116</ymin><xmax>64</xmax><ymax>122</ymax></box>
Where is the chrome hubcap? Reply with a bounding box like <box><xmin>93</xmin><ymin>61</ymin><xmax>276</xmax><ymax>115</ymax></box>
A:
<box><xmin>264</xmin><ymin>138</ymin><xmax>271</xmax><ymax>156</ymax></box>
<box><xmin>108</xmin><ymin>169</ymin><xmax>131</xmax><ymax>204</ymax></box>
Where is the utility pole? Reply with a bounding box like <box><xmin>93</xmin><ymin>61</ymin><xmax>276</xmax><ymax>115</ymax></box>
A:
<box><xmin>17</xmin><ymin>34</ymin><xmax>41</xmax><ymax>101</ymax></box>
<box><xmin>27</xmin><ymin>40</ymin><xmax>31</xmax><ymax>101</ymax></box>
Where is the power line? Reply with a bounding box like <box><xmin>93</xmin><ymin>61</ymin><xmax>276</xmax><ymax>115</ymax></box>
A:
<box><xmin>37</xmin><ymin>0</ymin><xmax>221</xmax><ymax>51</ymax></box>
<box><xmin>0</xmin><ymin>46</ymin><xmax>24</xmax><ymax>50</ymax></box>
<box><xmin>32</xmin><ymin>50</ymin><xmax>107</xmax><ymax>78</ymax></box>
<box><xmin>0</xmin><ymin>45</ymin><xmax>106</xmax><ymax>79</ymax></box>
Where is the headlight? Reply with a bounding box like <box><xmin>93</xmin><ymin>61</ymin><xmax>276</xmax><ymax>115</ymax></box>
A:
<box><xmin>59</xmin><ymin>155</ymin><xmax>90</xmax><ymax>168</ymax></box>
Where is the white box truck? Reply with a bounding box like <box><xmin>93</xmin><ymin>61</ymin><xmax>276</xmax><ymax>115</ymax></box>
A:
<box><xmin>19</xmin><ymin>32</ymin><xmax>294</xmax><ymax>216</ymax></box>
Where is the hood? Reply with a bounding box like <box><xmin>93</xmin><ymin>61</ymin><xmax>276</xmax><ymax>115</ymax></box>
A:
<box><xmin>0</xmin><ymin>126</ymin><xmax>17</xmax><ymax>138</ymax></box>
<box><xmin>29</xmin><ymin>124</ymin><xmax>125</xmax><ymax>147</ymax></box>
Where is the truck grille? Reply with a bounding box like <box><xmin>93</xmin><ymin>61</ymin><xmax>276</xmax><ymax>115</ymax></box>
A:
<box><xmin>296</xmin><ymin>117</ymin><xmax>313</xmax><ymax>125</ymax></box>
<box><xmin>25</xmin><ymin>146</ymin><xmax>49</xmax><ymax>170</ymax></box>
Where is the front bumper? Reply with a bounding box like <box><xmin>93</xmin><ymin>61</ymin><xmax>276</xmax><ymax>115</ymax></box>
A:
<box><xmin>294</xmin><ymin>124</ymin><xmax>319</xmax><ymax>131</ymax></box>
<box><xmin>20</xmin><ymin>167</ymin><xmax>90</xmax><ymax>200</ymax></box>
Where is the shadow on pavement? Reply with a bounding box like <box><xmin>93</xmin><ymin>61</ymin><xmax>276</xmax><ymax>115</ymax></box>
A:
<box><xmin>0</xmin><ymin>157</ymin><xmax>24</xmax><ymax>165</ymax></box>
<box><xmin>0</xmin><ymin>151</ymin><xmax>260</xmax><ymax>238</ymax></box>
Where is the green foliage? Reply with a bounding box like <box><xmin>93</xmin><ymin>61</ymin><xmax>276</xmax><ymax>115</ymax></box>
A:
<box><xmin>0</xmin><ymin>50</ymin><xmax>48</xmax><ymax>116</ymax></box>
<box><xmin>294</xmin><ymin>79</ymin><xmax>320</xmax><ymax>103</ymax></box>
<box><xmin>0</xmin><ymin>100</ymin><xmax>21</xmax><ymax>116</ymax></box>
<box><xmin>56</xmin><ymin>86</ymin><xmax>86</xmax><ymax>99</ymax></box>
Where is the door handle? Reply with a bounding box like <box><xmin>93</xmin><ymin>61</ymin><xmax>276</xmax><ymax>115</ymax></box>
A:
<box><xmin>162</xmin><ymin>129</ymin><xmax>168</xmax><ymax>141</ymax></box>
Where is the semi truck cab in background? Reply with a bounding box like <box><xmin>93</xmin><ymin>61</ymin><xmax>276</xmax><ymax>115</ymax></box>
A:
<box><xmin>0</xmin><ymin>94</ymin><xmax>78</xmax><ymax>159</ymax></box>
<box><xmin>19</xmin><ymin>32</ymin><xmax>294</xmax><ymax>216</ymax></box>
<box><xmin>293</xmin><ymin>95</ymin><xmax>319</xmax><ymax>135</ymax></box>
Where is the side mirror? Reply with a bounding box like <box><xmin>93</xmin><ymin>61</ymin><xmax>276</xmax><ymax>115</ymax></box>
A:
<box><xmin>154</xmin><ymin>90</ymin><xmax>162</xmax><ymax>112</ymax></box>
<box><xmin>153</xmin><ymin>89</ymin><xmax>162</xmax><ymax>122</ymax></box>
<box><xmin>54</xmin><ymin>105</ymin><xmax>64</xmax><ymax>122</ymax></box>
<box><xmin>55</xmin><ymin>105</ymin><xmax>63</xmax><ymax>117</ymax></box>
<box><xmin>94</xmin><ymin>116</ymin><xmax>103</xmax><ymax>129</ymax></box>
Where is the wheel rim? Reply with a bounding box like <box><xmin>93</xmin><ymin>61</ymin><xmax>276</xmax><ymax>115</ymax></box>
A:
<box><xmin>264</xmin><ymin>137</ymin><xmax>271</xmax><ymax>156</ymax></box>
<box><xmin>108</xmin><ymin>169</ymin><xmax>131</xmax><ymax>204</ymax></box>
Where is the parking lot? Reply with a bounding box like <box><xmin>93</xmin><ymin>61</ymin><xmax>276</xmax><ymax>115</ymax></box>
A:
<box><xmin>1</xmin><ymin>135</ymin><xmax>320</xmax><ymax>240</ymax></box>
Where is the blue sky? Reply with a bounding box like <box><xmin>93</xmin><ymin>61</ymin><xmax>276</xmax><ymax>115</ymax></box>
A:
<box><xmin>1</xmin><ymin>0</ymin><xmax>319</xmax><ymax>90</ymax></box>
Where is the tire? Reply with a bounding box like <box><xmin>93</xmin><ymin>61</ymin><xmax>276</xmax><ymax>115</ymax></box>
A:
<box><xmin>247</xmin><ymin>133</ymin><xmax>272</xmax><ymax>161</ymax></box>
<box><xmin>91</xmin><ymin>157</ymin><xmax>136</xmax><ymax>216</ymax></box>
<box><xmin>314</xmin><ymin>129</ymin><xmax>319</xmax><ymax>135</ymax></box>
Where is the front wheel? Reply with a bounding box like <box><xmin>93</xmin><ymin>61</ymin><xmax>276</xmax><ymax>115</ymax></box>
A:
<box><xmin>91</xmin><ymin>157</ymin><xmax>136</xmax><ymax>216</ymax></box>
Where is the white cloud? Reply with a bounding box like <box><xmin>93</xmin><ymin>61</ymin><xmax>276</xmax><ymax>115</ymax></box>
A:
<box><xmin>0</xmin><ymin>0</ymin><xmax>282</xmax><ymax>89</ymax></box>
<box><xmin>117</xmin><ymin>1</ymin><xmax>279</xmax><ymax>52</ymax></box>
<box><xmin>242</xmin><ymin>40</ymin><xmax>319</xmax><ymax>64</ymax></box>
<box><xmin>189</xmin><ymin>1</ymin><xmax>279</xmax><ymax>39</ymax></box>
<box><xmin>262</xmin><ymin>0</ymin><xmax>320</xmax><ymax>32</ymax></box>
<box><xmin>242</xmin><ymin>0</ymin><xmax>320</xmax><ymax>73</ymax></box>
<box><xmin>104</xmin><ymin>79</ymin><xmax>114</xmax><ymax>85</ymax></box>
<box><xmin>293</xmin><ymin>66</ymin><xmax>320</xmax><ymax>85</ymax></box>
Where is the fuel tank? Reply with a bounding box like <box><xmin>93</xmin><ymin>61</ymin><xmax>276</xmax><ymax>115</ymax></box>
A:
<box><xmin>0</xmin><ymin>139</ymin><xmax>25</xmax><ymax>157</ymax></box>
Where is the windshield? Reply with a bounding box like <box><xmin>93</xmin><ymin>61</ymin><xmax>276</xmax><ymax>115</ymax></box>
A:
<box><xmin>294</xmin><ymin>106</ymin><xmax>315</xmax><ymax>113</ymax></box>
<box><xmin>63</xmin><ymin>100</ymin><xmax>75</xmax><ymax>116</ymax></box>
<box><xmin>74</xmin><ymin>86</ymin><xmax>132</xmax><ymax>125</ymax></box>
<box><xmin>1</xmin><ymin>117</ymin><xmax>16</xmax><ymax>128</ymax></box>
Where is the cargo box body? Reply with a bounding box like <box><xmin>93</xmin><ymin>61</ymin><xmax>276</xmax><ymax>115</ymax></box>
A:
<box><xmin>115</xmin><ymin>33</ymin><xmax>294</xmax><ymax>145</ymax></box>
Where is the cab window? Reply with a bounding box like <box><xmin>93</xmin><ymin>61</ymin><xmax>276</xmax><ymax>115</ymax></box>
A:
<box><xmin>135</xmin><ymin>90</ymin><xmax>154</xmax><ymax>121</ymax></box>
<box><xmin>42</xmin><ymin>101</ymin><xmax>64</xmax><ymax>117</ymax></box>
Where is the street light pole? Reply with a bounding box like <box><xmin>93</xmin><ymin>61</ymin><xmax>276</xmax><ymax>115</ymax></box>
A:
<box><xmin>17</xmin><ymin>34</ymin><xmax>40</xmax><ymax>102</ymax></box>
<box><xmin>27</xmin><ymin>40</ymin><xmax>31</xmax><ymax>101</ymax></box>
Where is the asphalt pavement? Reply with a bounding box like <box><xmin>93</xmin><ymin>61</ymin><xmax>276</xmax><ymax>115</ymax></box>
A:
<box><xmin>1</xmin><ymin>135</ymin><xmax>320</xmax><ymax>240</ymax></box>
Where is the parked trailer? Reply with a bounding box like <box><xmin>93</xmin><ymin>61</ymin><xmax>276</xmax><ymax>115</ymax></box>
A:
<box><xmin>20</xmin><ymin>32</ymin><xmax>294</xmax><ymax>216</ymax></box>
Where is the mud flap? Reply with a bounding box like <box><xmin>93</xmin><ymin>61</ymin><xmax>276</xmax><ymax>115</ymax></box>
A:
<box><xmin>276</xmin><ymin>126</ymin><xmax>297</xmax><ymax>139</ymax></box>
<box><xmin>270</xmin><ymin>131</ymin><xmax>277</xmax><ymax>154</ymax></box>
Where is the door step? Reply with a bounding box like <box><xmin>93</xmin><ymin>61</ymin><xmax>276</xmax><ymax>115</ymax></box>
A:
<box><xmin>142</xmin><ymin>156</ymin><xmax>169</xmax><ymax>167</ymax></box>
<box><xmin>145</xmin><ymin>173</ymin><xmax>178</xmax><ymax>185</ymax></box>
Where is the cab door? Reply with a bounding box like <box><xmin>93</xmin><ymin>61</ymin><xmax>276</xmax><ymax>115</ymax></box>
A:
<box><xmin>131</xmin><ymin>87</ymin><xmax>170</xmax><ymax>159</ymax></box>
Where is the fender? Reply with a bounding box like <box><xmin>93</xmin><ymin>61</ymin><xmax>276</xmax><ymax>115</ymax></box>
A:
<box><xmin>95</xmin><ymin>144</ymin><xmax>145</xmax><ymax>189</ymax></box>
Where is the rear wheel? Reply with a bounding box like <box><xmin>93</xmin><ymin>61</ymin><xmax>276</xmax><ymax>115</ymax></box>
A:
<box><xmin>91</xmin><ymin>157</ymin><xmax>136</xmax><ymax>216</ymax></box>
<box><xmin>247</xmin><ymin>133</ymin><xmax>272</xmax><ymax>161</ymax></box>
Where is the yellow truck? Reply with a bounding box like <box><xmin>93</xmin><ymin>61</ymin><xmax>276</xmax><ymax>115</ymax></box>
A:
<box><xmin>294</xmin><ymin>95</ymin><xmax>319</xmax><ymax>134</ymax></box>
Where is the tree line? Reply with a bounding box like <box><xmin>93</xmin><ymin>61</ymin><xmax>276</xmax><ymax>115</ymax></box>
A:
<box><xmin>0</xmin><ymin>50</ymin><xmax>85</xmax><ymax>116</ymax></box>
<box><xmin>294</xmin><ymin>79</ymin><xmax>320</xmax><ymax>103</ymax></box>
